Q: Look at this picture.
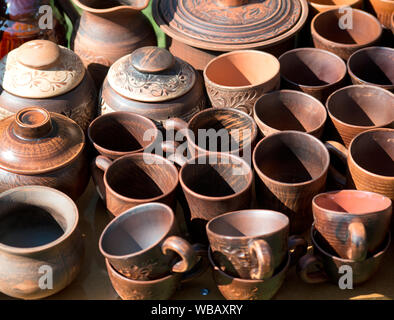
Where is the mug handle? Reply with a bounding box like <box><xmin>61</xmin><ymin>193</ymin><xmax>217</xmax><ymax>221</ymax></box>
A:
<box><xmin>162</xmin><ymin>236</ymin><xmax>199</xmax><ymax>273</ymax></box>
<box><xmin>296</xmin><ymin>253</ymin><xmax>328</xmax><ymax>284</ymax></box>
<box><xmin>91</xmin><ymin>155</ymin><xmax>113</xmax><ymax>201</ymax></box>
<box><xmin>324</xmin><ymin>140</ymin><xmax>348</xmax><ymax>188</ymax></box>
<box><xmin>248</xmin><ymin>239</ymin><xmax>273</xmax><ymax>280</ymax></box>
<box><xmin>160</xmin><ymin>140</ymin><xmax>188</xmax><ymax>167</ymax></box>
<box><xmin>347</xmin><ymin>220</ymin><xmax>367</xmax><ymax>261</ymax></box>
<box><xmin>180</xmin><ymin>243</ymin><xmax>209</xmax><ymax>283</ymax></box>
<box><xmin>288</xmin><ymin>235</ymin><xmax>308</xmax><ymax>267</ymax></box>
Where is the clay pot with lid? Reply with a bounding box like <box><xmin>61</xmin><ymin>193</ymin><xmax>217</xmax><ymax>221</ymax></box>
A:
<box><xmin>0</xmin><ymin>39</ymin><xmax>97</xmax><ymax>132</ymax></box>
<box><xmin>100</xmin><ymin>46</ymin><xmax>206</xmax><ymax>125</ymax></box>
<box><xmin>0</xmin><ymin>107</ymin><xmax>90</xmax><ymax>200</ymax></box>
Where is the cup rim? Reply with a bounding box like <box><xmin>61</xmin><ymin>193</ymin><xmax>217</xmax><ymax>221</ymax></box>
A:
<box><xmin>307</xmin><ymin>0</ymin><xmax>361</xmax><ymax>9</ymax></box>
<box><xmin>252</xmin><ymin>130</ymin><xmax>330</xmax><ymax>187</ymax></box>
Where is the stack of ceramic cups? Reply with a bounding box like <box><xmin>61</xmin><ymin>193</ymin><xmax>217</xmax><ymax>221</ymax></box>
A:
<box><xmin>298</xmin><ymin>190</ymin><xmax>392</xmax><ymax>286</ymax></box>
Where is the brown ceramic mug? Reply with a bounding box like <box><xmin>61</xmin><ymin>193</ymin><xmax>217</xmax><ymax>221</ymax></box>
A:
<box><xmin>253</xmin><ymin>131</ymin><xmax>330</xmax><ymax>234</ymax></box>
<box><xmin>313</xmin><ymin>190</ymin><xmax>392</xmax><ymax>262</ymax></box>
<box><xmin>206</xmin><ymin>210</ymin><xmax>307</xmax><ymax>280</ymax></box>
<box><xmin>99</xmin><ymin>202</ymin><xmax>198</xmax><ymax>280</ymax></box>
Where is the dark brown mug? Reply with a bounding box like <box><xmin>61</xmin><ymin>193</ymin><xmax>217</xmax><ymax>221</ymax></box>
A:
<box><xmin>206</xmin><ymin>210</ymin><xmax>307</xmax><ymax>280</ymax></box>
<box><xmin>253</xmin><ymin>131</ymin><xmax>330</xmax><ymax>234</ymax></box>
<box><xmin>99</xmin><ymin>202</ymin><xmax>198</xmax><ymax>280</ymax></box>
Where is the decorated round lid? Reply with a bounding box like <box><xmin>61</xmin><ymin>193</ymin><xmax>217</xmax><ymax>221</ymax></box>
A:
<box><xmin>0</xmin><ymin>107</ymin><xmax>85</xmax><ymax>174</ymax></box>
<box><xmin>107</xmin><ymin>46</ymin><xmax>196</xmax><ymax>102</ymax></box>
<box><xmin>152</xmin><ymin>0</ymin><xmax>307</xmax><ymax>51</ymax></box>
<box><xmin>0</xmin><ymin>40</ymin><xmax>85</xmax><ymax>98</ymax></box>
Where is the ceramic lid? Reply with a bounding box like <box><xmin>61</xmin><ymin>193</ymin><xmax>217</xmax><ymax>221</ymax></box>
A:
<box><xmin>0</xmin><ymin>107</ymin><xmax>85</xmax><ymax>174</ymax></box>
<box><xmin>107</xmin><ymin>46</ymin><xmax>196</xmax><ymax>102</ymax></box>
<box><xmin>0</xmin><ymin>40</ymin><xmax>85</xmax><ymax>98</ymax></box>
<box><xmin>153</xmin><ymin>0</ymin><xmax>306</xmax><ymax>51</ymax></box>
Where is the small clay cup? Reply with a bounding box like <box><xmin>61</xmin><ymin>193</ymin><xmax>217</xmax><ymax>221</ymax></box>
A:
<box><xmin>99</xmin><ymin>202</ymin><xmax>198</xmax><ymax>280</ymax></box>
<box><xmin>326</xmin><ymin>85</ymin><xmax>394</xmax><ymax>147</ymax></box>
<box><xmin>311</xmin><ymin>8</ymin><xmax>382</xmax><ymax>60</ymax></box>
<box><xmin>204</xmin><ymin>50</ymin><xmax>280</xmax><ymax>116</ymax></box>
<box><xmin>253</xmin><ymin>131</ymin><xmax>330</xmax><ymax>234</ymax></box>
<box><xmin>367</xmin><ymin>0</ymin><xmax>394</xmax><ymax>29</ymax></box>
<box><xmin>253</xmin><ymin>90</ymin><xmax>327</xmax><ymax>138</ymax></box>
<box><xmin>206</xmin><ymin>210</ymin><xmax>307</xmax><ymax>280</ymax></box>
<box><xmin>297</xmin><ymin>226</ymin><xmax>391</xmax><ymax>285</ymax></box>
<box><xmin>347</xmin><ymin>47</ymin><xmax>394</xmax><ymax>91</ymax></box>
<box><xmin>307</xmin><ymin>0</ymin><xmax>363</xmax><ymax>15</ymax></box>
<box><xmin>278</xmin><ymin>48</ymin><xmax>347</xmax><ymax>102</ymax></box>
<box><xmin>313</xmin><ymin>190</ymin><xmax>392</xmax><ymax>261</ymax></box>
<box><xmin>92</xmin><ymin>153</ymin><xmax>179</xmax><ymax>216</ymax></box>
<box><xmin>208</xmin><ymin>247</ymin><xmax>290</xmax><ymax>300</ymax></box>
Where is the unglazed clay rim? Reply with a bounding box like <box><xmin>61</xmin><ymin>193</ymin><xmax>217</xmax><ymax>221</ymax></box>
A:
<box><xmin>278</xmin><ymin>48</ymin><xmax>347</xmax><ymax>89</ymax></box>
<box><xmin>326</xmin><ymin>85</ymin><xmax>394</xmax><ymax>129</ymax></box>
<box><xmin>311</xmin><ymin>8</ymin><xmax>383</xmax><ymax>49</ymax></box>
<box><xmin>203</xmin><ymin>50</ymin><xmax>280</xmax><ymax>91</ymax></box>
<box><xmin>71</xmin><ymin>0</ymin><xmax>150</xmax><ymax>13</ymax></box>
<box><xmin>307</xmin><ymin>0</ymin><xmax>362</xmax><ymax>11</ymax></box>
<box><xmin>206</xmin><ymin>209</ymin><xmax>289</xmax><ymax>241</ymax></box>
<box><xmin>179</xmin><ymin>152</ymin><xmax>253</xmax><ymax>202</ymax></box>
<box><xmin>312</xmin><ymin>190</ymin><xmax>392</xmax><ymax>217</ymax></box>
<box><xmin>152</xmin><ymin>0</ymin><xmax>309</xmax><ymax>51</ymax></box>
<box><xmin>252</xmin><ymin>130</ymin><xmax>330</xmax><ymax>187</ymax></box>
<box><xmin>347</xmin><ymin>47</ymin><xmax>394</xmax><ymax>90</ymax></box>
<box><xmin>0</xmin><ymin>186</ymin><xmax>79</xmax><ymax>254</ymax></box>
<box><xmin>186</xmin><ymin>107</ymin><xmax>258</xmax><ymax>154</ymax></box>
<box><xmin>253</xmin><ymin>89</ymin><xmax>328</xmax><ymax>134</ymax></box>
<box><xmin>99</xmin><ymin>202</ymin><xmax>175</xmax><ymax>259</ymax></box>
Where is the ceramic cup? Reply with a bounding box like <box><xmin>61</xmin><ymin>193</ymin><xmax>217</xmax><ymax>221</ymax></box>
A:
<box><xmin>206</xmin><ymin>210</ymin><xmax>307</xmax><ymax>280</ymax></box>
<box><xmin>311</xmin><ymin>8</ymin><xmax>382</xmax><ymax>60</ymax></box>
<box><xmin>208</xmin><ymin>247</ymin><xmax>290</xmax><ymax>300</ymax></box>
<box><xmin>313</xmin><ymin>190</ymin><xmax>392</xmax><ymax>261</ymax></box>
<box><xmin>204</xmin><ymin>50</ymin><xmax>280</xmax><ymax>116</ymax></box>
<box><xmin>326</xmin><ymin>128</ymin><xmax>394</xmax><ymax>200</ymax></box>
<box><xmin>297</xmin><ymin>226</ymin><xmax>391</xmax><ymax>285</ymax></box>
<box><xmin>347</xmin><ymin>47</ymin><xmax>394</xmax><ymax>92</ymax></box>
<box><xmin>92</xmin><ymin>153</ymin><xmax>179</xmax><ymax>216</ymax></box>
<box><xmin>326</xmin><ymin>85</ymin><xmax>394</xmax><ymax>148</ymax></box>
<box><xmin>307</xmin><ymin>0</ymin><xmax>363</xmax><ymax>15</ymax></box>
<box><xmin>253</xmin><ymin>131</ymin><xmax>330</xmax><ymax>234</ymax></box>
<box><xmin>99</xmin><ymin>202</ymin><xmax>198</xmax><ymax>280</ymax></box>
<box><xmin>367</xmin><ymin>0</ymin><xmax>394</xmax><ymax>29</ymax></box>
<box><xmin>253</xmin><ymin>90</ymin><xmax>327</xmax><ymax>138</ymax></box>
<box><xmin>279</xmin><ymin>48</ymin><xmax>347</xmax><ymax>102</ymax></box>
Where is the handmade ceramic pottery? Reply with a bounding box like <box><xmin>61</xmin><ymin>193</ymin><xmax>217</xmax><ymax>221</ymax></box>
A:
<box><xmin>204</xmin><ymin>50</ymin><xmax>280</xmax><ymax>116</ymax></box>
<box><xmin>206</xmin><ymin>210</ymin><xmax>307</xmax><ymax>280</ymax></box>
<box><xmin>313</xmin><ymin>190</ymin><xmax>392</xmax><ymax>261</ymax></box>
<box><xmin>253</xmin><ymin>90</ymin><xmax>327</xmax><ymax>138</ymax></box>
<box><xmin>325</xmin><ymin>128</ymin><xmax>394</xmax><ymax>200</ymax></box>
<box><xmin>99</xmin><ymin>202</ymin><xmax>198</xmax><ymax>280</ymax></box>
<box><xmin>253</xmin><ymin>131</ymin><xmax>330</xmax><ymax>234</ymax></box>
<box><xmin>0</xmin><ymin>186</ymin><xmax>84</xmax><ymax>299</ymax></box>
<box><xmin>179</xmin><ymin>153</ymin><xmax>253</xmax><ymax>243</ymax></box>
<box><xmin>367</xmin><ymin>0</ymin><xmax>394</xmax><ymax>29</ymax></box>
<box><xmin>67</xmin><ymin>0</ymin><xmax>157</xmax><ymax>87</ymax></box>
<box><xmin>209</xmin><ymin>247</ymin><xmax>290</xmax><ymax>300</ymax></box>
<box><xmin>347</xmin><ymin>47</ymin><xmax>394</xmax><ymax>91</ymax></box>
<box><xmin>0</xmin><ymin>40</ymin><xmax>97</xmax><ymax>132</ymax></box>
<box><xmin>0</xmin><ymin>107</ymin><xmax>89</xmax><ymax>200</ymax></box>
<box><xmin>93</xmin><ymin>153</ymin><xmax>179</xmax><ymax>216</ymax></box>
<box><xmin>307</xmin><ymin>0</ymin><xmax>363</xmax><ymax>15</ymax></box>
<box><xmin>326</xmin><ymin>85</ymin><xmax>394</xmax><ymax>147</ymax></box>
<box><xmin>278</xmin><ymin>48</ymin><xmax>347</xmax><ymax>102</ymax></box>
<box><xmin>311</xmin><ymin>8</ymin><xmax>382</xmax><ymax>60</ymax></box>
<box><xmin>152</xmin><ymin>0</ymin><xmax>309</xmax><ymax>71</ymax></box>
<box><xmin>100</xmin><ymin>46</ymin><xmax>205</xmax><ymax>125</ymax></box>
<box><xmin>297</xmin><ymin>226</ymin><xmax>390</xmax><ymax>285</ymax></box>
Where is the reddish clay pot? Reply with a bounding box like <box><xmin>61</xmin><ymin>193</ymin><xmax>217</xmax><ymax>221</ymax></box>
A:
<box><xmin>307</xmin><ymin>0</ymin><xmax>363</xmax><ymax>15</ymax></box>
<box><xmin>367</xmin><ymin>0</ymin><xmax>394</xmax><ymax>29</ymax></box>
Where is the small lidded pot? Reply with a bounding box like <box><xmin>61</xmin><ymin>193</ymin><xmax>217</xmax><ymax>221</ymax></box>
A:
<box><xmin>0</xmin><ymin>107</ymin><xmax>90</xmax><ymax>200</ymax></box>
<box><xmin>100</xmin><ymin>46</ymin><xmax>205</xmax><ymax>124</ymax></box>
<box><xmin>0</xmin><ymin>40</ymin><xmax>97</xmax><ymax>132</ymax></box>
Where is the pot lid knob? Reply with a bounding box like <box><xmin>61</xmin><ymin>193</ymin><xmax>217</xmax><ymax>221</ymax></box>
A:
<box><xmin>16</xmin><ymin>40</ymin><xmax>60</xmax><ymax>69</ymax></box>
<box><xmin>13</xmin><ymin>107</ymin><xmax>53</xmax><ymax>140</ymax></box>
<box><xmin>130</xmin><ymin>46</ymin><xmax>175</xmax><ymax>73</ymax></box>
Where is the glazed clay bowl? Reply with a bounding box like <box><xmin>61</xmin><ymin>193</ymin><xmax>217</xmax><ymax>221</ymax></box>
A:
<box><xmin>253</xmin><ymin>90</ymin><xmax>327</xmax><ymax>138</ymax></box>
<box><xmin>208</xmin><ymin>247</ymin><xmax>290</xmax><ymax>300</ymax></box>
<box><xmin>204</xmin><ymin>50</ymin><xmax>280</xmax><ymax>116</ymax></box>
<box><xmin>278</xmin><ymin>48</ymin><xmax>347</xmax><ymax>102</ymax></box>
<box><xmin>313</xmin><ymin>190</ymin><xmax>392</xmax><ymax>261</ymax></box>
<box><xmin>326</xmin><ymin>85</ymin><xmax>394</xmax><ymax>147</ymax></box>
<box><xmin>367</xmin><ymin>0</ymin><xmax>394</xmax><ymax>29</ymax></box>
<box><xmin>297</xmin><ymin>227</ymin><xmax>390</xmax><ymax>285</ymax></box>
<box><xmin>347</xmin><ymin>47</ymin><xmax>394</xmax><ymax>91</ymax></box>
<box><xmin>0</xmin><ymin>186</ymin><xmax>84</xmax><ymax>299</ymax></box>
<box><xmin>311</xmin><ymin>8</ymin><xmax>382</xmax><ymax>60</ymax></box>
<box><xmin>307</xmin><ymin>0</ymin><xmax>363</xmax><ymax>15</ymax></box>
